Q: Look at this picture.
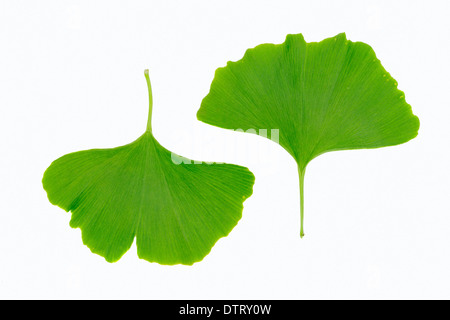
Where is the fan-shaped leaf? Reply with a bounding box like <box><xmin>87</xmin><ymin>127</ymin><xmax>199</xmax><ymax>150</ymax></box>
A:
<box><xmin>43</xmin><ymin>70</ymin><xmax>255</xmax><ymax>265</ymax></box>
<box><xmin>197</xmin><ymin>33</ymin><xmax>419</xmax><ymax>237</ymax></box>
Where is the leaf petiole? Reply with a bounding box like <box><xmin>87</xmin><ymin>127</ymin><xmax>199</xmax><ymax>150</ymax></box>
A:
<box><xmin>144</xmin><ymin>69</ymin><xmax>153</xmax><ymax>133</ymax></box>
<box><xmin>298</xmin><ymin>165</ymin><xmax>306</xmax><ymax>238</ymax></box>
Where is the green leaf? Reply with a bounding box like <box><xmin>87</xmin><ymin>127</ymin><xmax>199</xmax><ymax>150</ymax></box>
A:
<box><xmin>197</xmin><ymin>33</ymin><xmax>420</xmax><ymax>237</ymax></box>
<box><xmin>43</xmin><ymin>70</ymin><xmax>255</xmax><ymax>265</ymax></box>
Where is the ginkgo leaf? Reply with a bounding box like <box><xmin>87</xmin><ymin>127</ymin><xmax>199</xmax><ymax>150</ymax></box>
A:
<box><xmin>197</xmin><ymin>33</ymin><xmax>420</xmax><ymax>237</ymax></box>
<box><xmin>43</xmin><ymin>70</ymin><xmax>255</xmax><ymax>265</ymax></box>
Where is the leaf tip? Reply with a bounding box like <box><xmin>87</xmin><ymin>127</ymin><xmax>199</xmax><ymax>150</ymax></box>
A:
<box><xmin>336</xmin><ymin>32</ymin><xmax>347</xmax><ymax>39</ymax></box>
<box><xmin>285</xmin><ymin>33</ymin><xmax>305</xmax><ymax>42</ymax></box>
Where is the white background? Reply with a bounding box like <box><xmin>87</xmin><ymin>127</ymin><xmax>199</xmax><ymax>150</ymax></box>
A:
<box><xmin>1</xmin><ymin>0</ymin><xmax>449</xmax><ymax>300</ymax></box>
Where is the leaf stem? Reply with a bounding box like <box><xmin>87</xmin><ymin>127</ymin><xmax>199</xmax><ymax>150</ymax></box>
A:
<box><xmin>298</xmin><ymin>165</ymin><xmax>306</xmax><ymax>238</ymax></box>
<box><xmin>144</xmin><ymin>69</ymin><xmax>153</xmax><ymax>133</ymax></box>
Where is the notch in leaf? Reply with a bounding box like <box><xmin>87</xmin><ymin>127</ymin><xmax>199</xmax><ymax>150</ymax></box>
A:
<box><xmin>197</xmin><ymin>33</ymin><xmax>420</xmax><ymax>237</ymax></box>
<box><xmin>42</xmin><ymin>70</ymin><xmax>255</xmax><ymax>265</ymax></box>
